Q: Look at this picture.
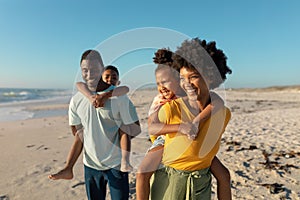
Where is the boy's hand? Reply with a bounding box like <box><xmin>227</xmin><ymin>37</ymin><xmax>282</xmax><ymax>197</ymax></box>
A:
<box><xmin>94</xmin><ymin>92</ymin><xmax>112</xmax><ymax>108</ymax></box>
<box><xmin>88</xmin><ymin>95</ymin><xmax>96</xmax><ymax>105</ymax></box>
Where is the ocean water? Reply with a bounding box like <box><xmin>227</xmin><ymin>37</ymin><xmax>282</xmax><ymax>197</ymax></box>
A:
<box><xmin>0</xmin><ymin>88</ymin><xmax>72</xmax><ymax>122</ymax></box>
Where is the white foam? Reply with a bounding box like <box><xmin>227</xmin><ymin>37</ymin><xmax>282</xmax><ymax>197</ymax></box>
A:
<box><xmin>0</xmin><ymin>106</ymin><xmax>34</xmax><ymax>122</ymax></box>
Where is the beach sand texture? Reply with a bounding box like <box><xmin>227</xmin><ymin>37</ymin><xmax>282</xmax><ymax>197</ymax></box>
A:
<box><xmin>0</xmin><ymin>87</ymin><xmax>299</xmax><ymax>200</ymax></box>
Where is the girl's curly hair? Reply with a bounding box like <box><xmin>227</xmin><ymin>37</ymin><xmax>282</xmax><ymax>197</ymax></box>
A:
<box><xmin>173</xmin><ymin>38</ymin><xmax>232</xmax><ymax>89</ymax></box>
<box><xmin>153</xmin><ymin>48</ymin><xmax>174</xmax><ymax>65</ymax></box>
<box><xmin>153</xmin><ymin>48</ymin><xmax>180</xmax><ymax>79</ymax></box>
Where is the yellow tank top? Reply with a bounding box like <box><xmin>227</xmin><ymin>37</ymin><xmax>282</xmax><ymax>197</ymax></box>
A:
<box><xmin>158</xmin><ymin>98</ymin><xmax>231</xmax><ymax>171</ymax></box>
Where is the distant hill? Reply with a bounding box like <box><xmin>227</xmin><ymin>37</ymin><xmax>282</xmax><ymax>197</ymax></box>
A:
<box><xmin>227</xmin><ymin>85</ymin><xmax>300</xmax><ymax>92</ymax></box>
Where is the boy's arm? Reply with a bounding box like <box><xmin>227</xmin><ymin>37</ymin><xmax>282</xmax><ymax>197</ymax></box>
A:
<box><xmin>76</xmin><ymin>82</ymin><xmax>96</xmax><ymax>104</ymax></box>
<box><xmin>107</xmin><ymin>86</ymin><xmax>129</xmax><ymax>97</ymax></box>
<box><xmin>94</xmin><ymin>86</ymin><xmax>130</xmax><ymax>107</ymax></box>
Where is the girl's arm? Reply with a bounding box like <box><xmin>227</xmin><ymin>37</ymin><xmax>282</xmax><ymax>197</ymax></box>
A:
<box><xmin>148</xmin><ymin>112</ymin><xmax>181</xmax><ymax>136</ymax></box>
<box><xmin>192</xmin><ymin>91</ymin><xmax>224</xmax><ymax>124</ymax></box>
<box><xmin>147</xmin><ymin>101</ymin><xmax>196</xmax><ymax>139</ymax></box>
<box><xmin>148</xmin><ymin>92</ymin><xmax>224</xmax><ymax>139</ymax></box>
<box><xmin>76</xmin><ymin>82</ymin><xmax>96</xmax><ymax>104</ymax></box>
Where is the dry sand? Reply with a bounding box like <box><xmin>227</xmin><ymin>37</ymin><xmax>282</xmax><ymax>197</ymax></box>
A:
<box><xmin>0</xmin><ymin>87</ymin><xmax>299</xmax><ymax>200</ymax></box>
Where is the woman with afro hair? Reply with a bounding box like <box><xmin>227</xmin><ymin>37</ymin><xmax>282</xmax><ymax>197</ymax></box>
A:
<box><xmin>149</xmin><ymin>38</ymin><xmax>232</xmax><ymax>200</ymax></box>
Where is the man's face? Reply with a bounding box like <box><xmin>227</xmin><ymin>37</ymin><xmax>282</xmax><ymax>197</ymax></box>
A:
<box><xmin>81</xmin><ymin>59</ymin><xmax>103</xmax><ymax>91</ymax></box>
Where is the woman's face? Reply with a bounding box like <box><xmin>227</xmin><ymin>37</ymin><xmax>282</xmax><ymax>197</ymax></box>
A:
<box><xmin>179</xmin><ymin>67</ymin><xmax>209</xmax><ymax>101</ymax></box>
<box><xmin>155</xmin><ymin>67</ymin><xmax>180</xmax><ymax>100</ymax></box>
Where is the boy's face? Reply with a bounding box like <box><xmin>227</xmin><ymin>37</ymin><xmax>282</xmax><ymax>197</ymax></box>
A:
<box><xmin>155</xmin><ymin>67</ymin><xmax>179</xmax><ymax>99</ymax></box>
<box><xmin>102</xmin><ymin>69</ymin><xmax>119</xmax><ymax>86</ymax></box>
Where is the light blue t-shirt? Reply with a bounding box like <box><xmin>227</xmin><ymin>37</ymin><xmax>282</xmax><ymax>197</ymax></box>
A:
<box><xmin>69</xmin><ymin>92</ymin><xmax>139</xmax><ymax>170</ymax></box>
<box><xmin>97</xmin><ymin>85</ymin><xmax>115</xmax><ymax>94</ymax></box>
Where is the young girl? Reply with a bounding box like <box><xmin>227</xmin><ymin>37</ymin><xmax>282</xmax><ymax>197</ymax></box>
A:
<box><xmin>136</xmin><ymin>49</ymin><xmax>232</xmax><ymax>200</ymax></box>
<box><xmin>48</xmin><ymin>65</ymin><xmax>132</xmax><ymax>180</ymax></box>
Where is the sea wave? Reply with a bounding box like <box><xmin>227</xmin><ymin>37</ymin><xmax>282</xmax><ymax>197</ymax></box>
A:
<box><xmin>0</xmin><ymin>88</ymin><xmax>72</xmax><ymax>104</ymax></box>
<box><xmin>0</xmin><ymin>88</ymin><xmax>72</xmax><ymax>122</ymax></box>
<box><xmin>0</xmin><ymin>106</ymin><xmax>34</xmax><ymax>122</ymax></box>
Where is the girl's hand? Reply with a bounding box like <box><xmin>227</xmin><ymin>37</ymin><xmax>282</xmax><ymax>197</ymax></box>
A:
<box><xmin>178</xmin><ymin>122</ymin><xmax>198</xmax><ymax>140</ymax></box>
<box><xmin>159</xmin><ymin>98</ymin><xmax>172</xmax><ymax>105</ymax></box>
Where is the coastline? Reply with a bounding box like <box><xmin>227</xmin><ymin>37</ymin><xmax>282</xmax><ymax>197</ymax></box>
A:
<box><xmin>0</xmin><ymin>87</ymin><xmax>299</xmax><ymax>199</ymax></box>
<box><xmin>0</xmin><ymin>96</ymin><xmax>71</xmax><ymax>122</ymax></box>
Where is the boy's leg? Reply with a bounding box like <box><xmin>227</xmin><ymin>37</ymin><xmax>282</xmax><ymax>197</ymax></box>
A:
<box><xmin>136</xmin><ymin>145</ymin><xmax>164</xmax><ymax>200</ymax></box>
<box><xmin>84</xmin><ymin>165</ymin><xmax>107</xmax><ymax>200</ymax></box>
<box><xmin>106</xmin><ymin>168</ymin><xmax>129</xmax><ymax>200</ymax></box>
<box><xmin>119</xmin><ymin>130</ymin><xmax>133</xmax><ymax>172</ymax></box>
<box><xmin>210</xmin><ymin>156</ymin><xmax>232</xmax><ymax>200</ymax></box>
<box><xmin>48</xmin><ymin>129</ymin><xmax>83</xmax><ymax>180</ymax></box>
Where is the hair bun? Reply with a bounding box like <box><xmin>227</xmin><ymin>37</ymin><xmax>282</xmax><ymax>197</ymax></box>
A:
<box><xmin>153</xmin><ymin>49</ymin><xmax>173</xmax><ymax>64</ymax></box>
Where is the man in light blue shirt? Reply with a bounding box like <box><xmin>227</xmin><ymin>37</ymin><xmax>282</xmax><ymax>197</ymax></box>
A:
<box><xmin>69</xmin><ymin>50</ymin><xmax>141</xmax><ymax>200</ymax></box>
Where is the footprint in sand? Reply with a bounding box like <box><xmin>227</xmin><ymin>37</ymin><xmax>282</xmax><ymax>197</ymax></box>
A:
<box><xmin>36</xmin><ymin>145</ymin><xmax>49</xmax><ymax>150</ymax></box>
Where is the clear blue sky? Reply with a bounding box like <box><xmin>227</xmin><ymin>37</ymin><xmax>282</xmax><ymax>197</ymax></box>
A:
<box><xmin>1</xmin><ymin>0</ymin><xmax>299</xmax><ymax>89</ymax></box>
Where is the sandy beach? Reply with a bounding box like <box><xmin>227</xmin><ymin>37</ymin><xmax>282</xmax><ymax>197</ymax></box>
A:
<box><xmin>0</xmin><ymin>87</ymin><xmax>299</xmax><ymax>200</ymax></box>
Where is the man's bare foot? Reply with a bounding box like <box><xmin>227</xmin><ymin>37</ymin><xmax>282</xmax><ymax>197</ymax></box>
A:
<box><xmin>120</xmin><ymin>161</ymin><xmax>133</xmax><ymax>172</ymax></box>
<box><xmin>48</xmin><ymin>168</ymin><xmax>73</xmax><ymax>180</ymax></box>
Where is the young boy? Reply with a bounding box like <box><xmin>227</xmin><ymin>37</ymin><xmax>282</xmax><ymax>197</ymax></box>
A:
<box><xmin>79</xmin><ymin>65</ymin><xmax>133</xmax><ymax>172</ymax></box>
<box><xmin>48</xmin><ymin>65</ymin><xmax>132</xmax><ymax>180</ymax></box>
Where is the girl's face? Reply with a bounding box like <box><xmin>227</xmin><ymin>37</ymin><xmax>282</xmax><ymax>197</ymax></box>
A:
<box><xmin>155</xmin><ymin>67</ymin><xmax>180</xmax><ymax>100</ymax></box>
<box><xmin>179</xmin><ymin>67</ymin><xmax>209</xmax><ymax>101</ymax></box>
<box><xmin>102</xmin><ymin>69</ymin><xmax>119</xmax><ymax>86</ymax></box>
